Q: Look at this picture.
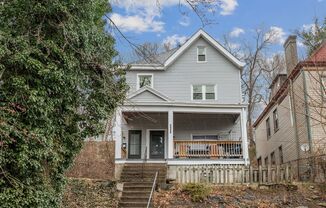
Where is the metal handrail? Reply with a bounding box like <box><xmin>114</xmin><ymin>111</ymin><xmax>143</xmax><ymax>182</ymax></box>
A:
<box><xmin>147</xmin><ymin>171</ymin><xmax>158</xmax><ymax>208</ymax></box>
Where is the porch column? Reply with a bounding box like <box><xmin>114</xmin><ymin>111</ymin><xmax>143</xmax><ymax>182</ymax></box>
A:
<box><xmin>168</xmin><ymin>110</ymin><xmax>174</xmax><ymax>159</ymax></box>
<box><xmin>241</xmin><ymin>107</ymin><xmax>249</xmax><ymax>165</ymax></box>
<box><xmin>114</xmin><ymin>108</ymin><xmax>122</xmax><ymax>159</ymax></box>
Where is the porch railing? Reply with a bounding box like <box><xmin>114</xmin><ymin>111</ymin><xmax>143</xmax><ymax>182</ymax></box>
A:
<box><xmin>174</xmin><ymin>140</ymin><xmax>242</xmax><ymax>158</ymax></box>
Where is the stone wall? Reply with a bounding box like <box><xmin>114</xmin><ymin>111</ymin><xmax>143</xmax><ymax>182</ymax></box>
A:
<box><xmin>66</xmin><ymin>141</ymin><xmax>115</xmax><ymax>180</ymax></box>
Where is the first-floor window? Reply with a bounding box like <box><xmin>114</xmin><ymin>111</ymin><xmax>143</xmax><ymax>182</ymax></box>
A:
<box><xmin>137</xmin><ymin>74</ymin><xmax>153</xmax><ymax>89</ymax></box>
<box><xmin>192</xmin><ymin>135</ymin><xmax>219</xmax><ymax>140</ymax></box>
<box><xmin>279</xmin><ymin>146</ymin><xmax>283</xmax><ymax>164</ymax></box>
<box><xmin>192</xmin><ymin>84</ymin><xmax>216</xmax><ymax>100</ymax></box>
<box><xmin>264</xmin><ymin>156</ymin><xmax>269</xmax><ymax>166</ymax></box>
<box><xmin>257</xmin><ymin>157</ymin><xmax>262</xmax><ymax>166</ymax></box>
<box><xmin>271</xmin><ymin>151</ymin><xmax>276</xmax><ymax>165</ymax></box>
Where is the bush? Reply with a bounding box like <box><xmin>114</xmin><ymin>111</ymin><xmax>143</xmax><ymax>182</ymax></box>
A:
<box><xmin>182</xmin><ymin>183</ymin><xmax>212</xmax><ymax>202</ymax></box>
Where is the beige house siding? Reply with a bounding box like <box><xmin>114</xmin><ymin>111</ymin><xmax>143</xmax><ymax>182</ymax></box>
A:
<box><xmin>292</xmin><ymin>71</ymin><xmax>310</xmax><ymax>160</ymax></box>
<box><xmin>255</xmin><ymin>94</ymin><xmax>296</xmax><ymax>165</ymax></box>
<box><xmin>255</xmin><ymin>68</ymin><xmax>326</xmax><ymax>167</ymax></box>
<box><xmin>304</xmin><ymin>69</ymin><xmax>326</xmax><ymax>155</ymax></box>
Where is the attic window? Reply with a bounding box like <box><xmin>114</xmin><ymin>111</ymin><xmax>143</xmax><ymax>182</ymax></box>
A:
<box><xmin>137</xmin><ymin>74</ymin><xmax>153</xmax><ymax>89</ymax></box>
<box><xmin>197</xmin><ymin>46</ymin><xmax>206</xmax><ymax>62</ymax></box>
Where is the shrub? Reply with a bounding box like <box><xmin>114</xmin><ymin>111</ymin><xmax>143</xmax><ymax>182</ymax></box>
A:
<box><xmin>182</xmin><ymin>183</ymin><xmax>212</xmax><ymax>202</ymax></box>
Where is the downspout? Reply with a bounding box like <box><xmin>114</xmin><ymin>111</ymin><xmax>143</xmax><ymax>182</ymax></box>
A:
<box><xmin>289</xmin><ymin>78</ymin><xmax>301</xmax><ymax>178</ymax></box>
<box><xmin>302</xmin><ymin>70</ymin><xmax>313</xmax><ymax>153</ymax></box>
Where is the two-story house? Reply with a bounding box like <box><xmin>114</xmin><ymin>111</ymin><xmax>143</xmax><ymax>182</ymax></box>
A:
<box><xmin>254</xmin><ymin>36</ymin><xmax>326</xmax><ymax>179</ymax></box>
<box><xmin>112</xmin><ymin>29</ymin><xmax>249</xmax><ymax>180</ymax></box>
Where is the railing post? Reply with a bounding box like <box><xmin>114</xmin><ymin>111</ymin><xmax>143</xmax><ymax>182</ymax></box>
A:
<box><xmin>168</xmin><ymin>110</ymin><xmax>174</xmax><ymax>159</ymax></box>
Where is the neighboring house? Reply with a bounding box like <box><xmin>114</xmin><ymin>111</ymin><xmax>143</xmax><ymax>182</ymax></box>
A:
<box><xmin>111</xmin><ymin>29</ymin><xmax>249</xmax><ymax>180</ymax></box>
<box><xmin>254</xmin><ymin>36</ymin><xmax>326</xmax><ymax>172</ymax></box>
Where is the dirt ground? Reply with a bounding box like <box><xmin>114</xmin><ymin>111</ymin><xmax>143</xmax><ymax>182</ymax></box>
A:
<box><xmin>61</xmin><ymin>178</ymin><xmax>119</xmax><ymax>208</ymax></box>
<box><xmin>153</xmin><ymin>183</ymin><xmax>326</xmax><ymax>208</ymax></box>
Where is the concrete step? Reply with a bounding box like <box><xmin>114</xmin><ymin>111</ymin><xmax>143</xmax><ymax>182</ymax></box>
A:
<box><xmin>125</xmin><ymin>163</ymin><xmax>166</xmax><ymax>166</ymax></box>
<box><xmin>124</xmin><ymin>182</ymin><xmax>153</xmax><ymax>187</ymax></box>
<box><xmin>121</xmin><ymin>173</ymin><xmax>166</xmax><ymax>178</ymax></box>
<box><xmin>119</xmin><ymin>202</ymin><xmax>147</xmax><ymax>208</ymax></box>
<box><xmin>123</xmin><ymin>185</ymin><xmax>152</xmax><ymax>192</ymax></box>
<box><xmin>122</xmin><ymin>191</ymin><xmax>151</xmax><ymax>198</ymax></box>
<box><xmin>120</xmin><ymin>176</ymin><xmax>165</xmax><ymax>182</ymax></box>
<box><xmin>119</xmin><ymin>201</ymin><xmax>148</xmax><ymax>208</ymax></box>
<box><xmin>120</xmin><ymin>196</ymin><xmax>149</xmax><ymax>203</ymax></box>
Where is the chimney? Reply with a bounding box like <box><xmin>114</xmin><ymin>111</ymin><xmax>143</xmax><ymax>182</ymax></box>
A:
<box><xmin>283</xmin><ymin>35</ymin><xmax>298</xmax><ymax>76</ymax></box>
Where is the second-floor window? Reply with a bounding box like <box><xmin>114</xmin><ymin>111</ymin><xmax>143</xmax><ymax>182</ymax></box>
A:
<box><xmin>137</xmin><ymin>74</ymin><xmax>153</xmax><ymax>89</ymax></box>
<box><xmin>273</xmin><ymin>108</ymin><xmax>279</xmax><ymax>132</ymax></box>
<box><xmin>266</xmin><ymin>117</ymin><xmax>271</xmax><ymax>139</ymax></box>
<box><xmin>192</xmin><ymin>84</ymin><xmax>216</xmax><ymax>100</ymax></box>
<box><xmin>321</xmin><ymin>75</ymin><xmax>326</xmax><ymax>96</ymax></box>
<box><xmin>197</xmin><ymin>46</ymin><xmax>206</xmax><ymax>62</ymax></box>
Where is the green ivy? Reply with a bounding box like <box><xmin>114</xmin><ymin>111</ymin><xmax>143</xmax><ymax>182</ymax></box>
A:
<box><xmin>0</xmin><ymin>0</ymin><xmax>127</xmax><ymax>207</ymax></box>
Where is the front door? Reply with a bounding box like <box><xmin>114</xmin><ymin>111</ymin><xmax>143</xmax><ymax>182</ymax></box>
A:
<box><xmin>128</xmin><ymin>130</ymin><xmax>141</xmax><ymax>159</ymax></box>
<box><xmin>150</xmin><ymin>131</ymin><xmax>165</xmax><ymax>159</ymax></box>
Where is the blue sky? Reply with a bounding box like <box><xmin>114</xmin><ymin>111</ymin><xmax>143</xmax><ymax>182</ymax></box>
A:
<box><xmin>108</xmin><ymin>0</ymin><xmax>326</xmax><ymax>62</ymax></box>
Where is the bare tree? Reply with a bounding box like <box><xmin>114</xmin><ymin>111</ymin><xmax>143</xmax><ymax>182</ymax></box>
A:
<box><xmin>221</xmin><ymin>27</ymin><xmax>287</xmax><ymax>163</ymax></box>
<box><xmin>133</xmin><ymin>42</ymin><xmax>162</xmax><ymax>63</ymax></box>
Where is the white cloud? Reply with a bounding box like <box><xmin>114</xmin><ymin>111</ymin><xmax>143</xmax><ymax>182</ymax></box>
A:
<box><xmin>111</xmin><ymin>0</ymin><xmax>239</xmax><ymax>33</ymax></box>
<box><xmin>230</xmin><ymin>27</ymin><xmax>245</xmax><ymax>37</ymax></box>
<box><xmin>302</xmin><ymin>23</ymin><xmax>319</xmax><ymax>35</ymax></box>
<box><xmin>265</xmin><ymin>26</ymin><xmax>286</xmax><ymax>45</ymax></box>
<box><xmin>179</xmin><ymin>16</ymin><xmax>190</xmax><ymax>27</ymax></box>
<box><xmin>111</xmin><ymin>0</ymin><xmax>180</xmax><ymax>33</ymax></box>
<box><xmin>163</xmin><ymin>34</ymin><xmax>188</xmax><ymax>48</ymax></box>
<box><xmin>229</xmin><ymin>42</ymin><xmax>241</xmax><ymax>50</ymax></box>
<box><xmin>219</xmin><ymin>0</ymin><xmax>239</xmax><ymax>15</ymax></box>
<box><xmin>110</xmin><ymin>13</ymin><xmax>164</xmax><ymax>33</ymax></box>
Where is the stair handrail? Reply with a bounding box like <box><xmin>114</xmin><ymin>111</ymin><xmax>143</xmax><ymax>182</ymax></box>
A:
<box><xmin>142</xmin><ymin>146</ymin><xmax>147</xmax><ymax>179</ymax></box>
<box><xmin>147</xmin><ymin>171</ymin><xmax>158</xmax><ymax>208</ymax></box>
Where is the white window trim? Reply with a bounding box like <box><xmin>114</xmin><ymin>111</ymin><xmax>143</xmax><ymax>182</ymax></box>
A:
<box><xmin>197</xmin><ymin>46</ymin><xmax>207</xmax><ymax>63</ymax></box>
<box><xmin>137</xmin><ymin>73</ymin><xmax>154</xmax><ymax>90</ymax></box>
<box><xmin>191</xmin><ymin>84</ymin><xmax>217</xmax><ymax>101</ymax></box>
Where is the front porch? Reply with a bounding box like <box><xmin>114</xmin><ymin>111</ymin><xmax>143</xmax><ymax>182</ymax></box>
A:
<box><xmin>113</xmin><ymin>104</ymin><xmax>249</xmax><ymax>165</ymax></box>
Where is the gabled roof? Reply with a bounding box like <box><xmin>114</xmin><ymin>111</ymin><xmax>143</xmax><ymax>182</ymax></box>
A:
<box><xmin>127</xmin><ymin>86</ymin><xmax>173</xmax><ymax>102</ymax></box>
<box><xmin>129</xmin><ymin>29</ymin><xmax>245</xmax><ymax>70</ymax></box>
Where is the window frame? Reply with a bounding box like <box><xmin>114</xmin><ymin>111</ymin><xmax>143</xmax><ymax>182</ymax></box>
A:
<box><xmin>270</xmin><ymin>151</ymin><xmax>276</xmax><ymax>165</ymax></box>
<box><xmin>197</xmin><ymin>46</ymin><xmax>207</xmax><ymax>63</ymax></box>
<box><xmin>264</xmin><ymin>156</ymin><xmax>269</xmax><ymax>166</ymax></box>
<box><xmin>273</xmin><ymin>108</ymin><xmax>279</xmax><ymax>133</ymax></box>
<box><xmin>137</xmin><ymin>73</ymin><xmax>154</xmax><ymax>90</ymax></box>
<box><xmin>321</xmin><ymin>75</ymin><xmax>326</xmax><ymax>97</ymax></box>
<box><xmin>266</xmin><ymin>117</ymin><xmax>271</xmax><ymax>139</ymax></box>
<box><xmin>191</xmin><ymin>84</ymin><xmax>217</xmax><ymax>100</ymax></box>
<box><xmin>192</xmin><ymin>134</ymin><xmax>219</xmax><ymax>140</ymax></box>
<box><xmin>278</xmin><ymin>145</ymin><xmax>283</xmax><ymax>164</ymax></box>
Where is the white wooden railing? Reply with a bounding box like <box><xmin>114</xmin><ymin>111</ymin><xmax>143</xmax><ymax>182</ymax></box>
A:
<box><xmin>174</xmin><ymin>140</ymin><xmax>242</xmax><ymax>158</ymax></box>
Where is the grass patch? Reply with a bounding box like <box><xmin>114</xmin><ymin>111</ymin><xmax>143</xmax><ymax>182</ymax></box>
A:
<box><xmin>182</xmin><ymin>183</ymin><xmax>212</xmax><ymax>202</ymax></box>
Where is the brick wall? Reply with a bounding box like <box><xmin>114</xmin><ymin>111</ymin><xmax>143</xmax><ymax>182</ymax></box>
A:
<box><xmin>66</xmin><ymin>141</ymin><xmax>115</xmax><ymax>180</ymax></box>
